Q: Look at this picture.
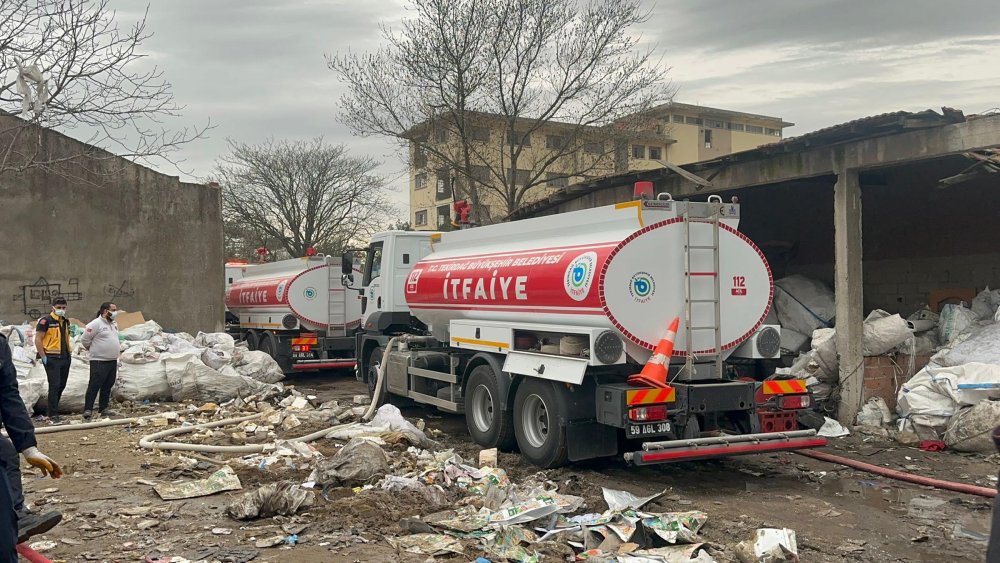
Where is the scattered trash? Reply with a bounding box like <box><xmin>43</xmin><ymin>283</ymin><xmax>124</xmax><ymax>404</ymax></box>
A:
<box><xmin>212</xmin><ymin>528</ymin><xmax>233</xmax><ymax>535</ymax></box>
<box><xmin>479</xmin><ymin>447</ymin><xmax>498</xmax><ymax>468</ymax></box>
<box><xmin>817</xmin><ymin>417</ymin><xmax>850</xmax><ymax>438</ymax></box>
<box><xmin>735</xmin><ymin>528</ymin><xmax>798</xmax><ymax>562</ymax></box>
<box><xmin>153</xmin><ymin>465</ymin><xmax>242</xmax><ymax>500</ymax></box>
<box><xmin>310</xmin><ymin>438</ymin><xmax>390</xmax><ymax>487</ymax></box>
<box><xmin>836</xmin><ymin>539</ymin><xmax>867</xmax><ymax>554</ymax></box>
<box><xmin>918</xmin><ymin>440</ymin><xmax>946</xmax><ymax>452</ymax></box>
<box><xmin>944</xmin><ymin>400</ymin><xmax>1000</xmax><ymax>452</ymax></box>
<box><xmin>603</xmin><ymin>487</ymin><xmax>664</xmax><ymax>511</ymax></box>
<box><xmin>254</xmin><ymin>535</ymin><xmax>286</xmax><ymax>548</ymax></box>
<box><xmin>387</xmin><ymin>533</ymin><xmax>465</xmax><ymax>556</ymax></box>
<box><xmin>641</xmin><ymin>511</ymin><xmax>708</xmax><ymax>544</ymax></box>
<box><xmin>227</xmin><ymin>480</ymin><xmax>314</xmax><ymax>520</ymax></box>
<box><xmin>27</xmin><ymin>540</ymin><xmax>57</xmax><ymax>552</ymax></box>
<box><xmin>855</xmin><ymin>397</ymin><xmax>894</xmax><ymax>428</ymax></box>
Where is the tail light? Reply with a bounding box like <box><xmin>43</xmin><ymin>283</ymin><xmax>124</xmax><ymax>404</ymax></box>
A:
<box><xmin>628</xmin><ymin>405</ymin><xmax>668</xmax><ymax>422</ymax></box>
<box><xmin>778</xmin><ymin>395</ymin><xmax>811</xmax><ymax>410</ymax></box>
<box><xmin>292</xmin><ymin>345</ymin><xmax>312</xmax><ymax>353</ymax></box>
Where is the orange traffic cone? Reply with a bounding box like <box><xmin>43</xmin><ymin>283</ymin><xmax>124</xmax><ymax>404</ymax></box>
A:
<box><xmin>628</xmin><ymin>316</ymin><xmax>680</xmax><ymax>388</ymax></box>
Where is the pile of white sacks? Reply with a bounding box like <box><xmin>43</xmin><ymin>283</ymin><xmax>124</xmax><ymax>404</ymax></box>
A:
<box><xmin>1</xmin><ymin>320</ymin><xmax>284</xmax><ymax>414</ymax></box>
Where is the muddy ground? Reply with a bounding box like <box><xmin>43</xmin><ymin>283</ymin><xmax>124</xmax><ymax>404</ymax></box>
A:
<box><xmin>19</xmin><ymin>370</ymin><xmax>998</xmax><ymax>562</ymax></box>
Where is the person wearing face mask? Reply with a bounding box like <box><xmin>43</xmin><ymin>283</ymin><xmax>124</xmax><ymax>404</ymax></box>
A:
<box><xmin>33</xmin><ymin>297</ymin><xmax>72</xmax><ymax>423</ymax></box>
<box><xmin>80</xmin><ymin>302</ymin><xmax>120</xmax><ymax>420</ymax></box>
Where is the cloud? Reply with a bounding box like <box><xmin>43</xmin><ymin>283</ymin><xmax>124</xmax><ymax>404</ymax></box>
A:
<box><xmin>98</xmin><ymin>0</ymin><xmax>1000</xmax><ymax>219</ymax></box>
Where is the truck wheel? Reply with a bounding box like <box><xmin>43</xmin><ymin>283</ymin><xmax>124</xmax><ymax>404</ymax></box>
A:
<box><xmin>366</xmin><ymin>347</ymin><xmax>387</xmax><ymax>406</ymax></box>
<box><xmin>258</xmin><ymin>331</ymin><xmax>277</xmax><ymax>359</ymax></box>
<box><xmin>245</xmin><ymin>330</ymin><xmax>260</xmax><ymax>352</ymax></box>
<box><xmin>513</xmin><ymin>378</ymin><xmax>569</xmax><ymax>468</ymax></box>
<box><xmin>465</xmin><ymin>364</ymin><xmax>516</xmax><ymax>451</ymax></box>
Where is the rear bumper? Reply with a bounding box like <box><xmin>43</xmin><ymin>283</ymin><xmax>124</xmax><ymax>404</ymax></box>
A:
<box><xmin>291</xmin><ymin>360</ymin><xmax>357</xmax><ymax>371</ymax></box>
<box><xmin>624</xmin><ymin>429</ymin><xmax>827</xmax><ymax>465</ymax></box>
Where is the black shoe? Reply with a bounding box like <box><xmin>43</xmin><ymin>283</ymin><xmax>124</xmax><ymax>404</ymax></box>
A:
<box><xmin>17</xmin><ymin>509</ymin><xmax>62</xmax><ymax>543</ymax></box>
<box><xmin>99</xmin><ymin>409</ymin><xmax>117</xmax><ymax>417</ymax></box>
<box><xmin>49</xmin><ymin>415</ymin><xmax>62</xmax><ymax>424</ymax></box>
<box><xmin>82</xmin><ymin>410</ymin><xmax>92</xmax><ymax>421</ymax></box>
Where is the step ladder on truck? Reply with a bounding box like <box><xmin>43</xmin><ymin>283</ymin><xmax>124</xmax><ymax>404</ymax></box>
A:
<box><xmin>343</xmin><ymin>183</ymin><xmax>826</xmax><ymax>468</ymax></box>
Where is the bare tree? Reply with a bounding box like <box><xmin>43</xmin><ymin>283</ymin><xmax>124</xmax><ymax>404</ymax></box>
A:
<box><xmin>216</xmin><ymin>138</ymin><xmax>396</xmax><ymax>258</ymax></box>
<box><xmin>0</xmin><ymin>0</ymin><xmax>207</xmax><ymax>175</ymax></box>
<box><xmin>329</xmin><ymin>0</ymin><xmax>672</xmax><ymax>222</ymax></box>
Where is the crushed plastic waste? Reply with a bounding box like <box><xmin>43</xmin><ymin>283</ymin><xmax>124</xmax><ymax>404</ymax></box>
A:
<box><xmin>226</xmin><ymin>480</ymin><xmax>314</xmax><ymax>520</ymax></box>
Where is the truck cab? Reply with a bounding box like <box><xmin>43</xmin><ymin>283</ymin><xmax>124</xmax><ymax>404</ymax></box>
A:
<box><xmin>353</xmin><ymin>230</ymin><xmax>435</xmax><ymax>334</ymax></box>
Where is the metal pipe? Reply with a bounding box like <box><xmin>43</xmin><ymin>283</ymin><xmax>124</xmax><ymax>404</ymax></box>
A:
<box><xmin>642</xmin><ymin>429</ymin><xmax>818</xmax><ymax>451</ymax></box>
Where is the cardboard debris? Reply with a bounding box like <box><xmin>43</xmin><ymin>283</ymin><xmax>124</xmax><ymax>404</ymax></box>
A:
<box><xmin>115</xmin><ymin>310</ymin><xmax>147</xmax><ymax>331</ymax></box>
<box><xmin>153</xmin><ymin>465</ymin><xmax>242</xmax><ymax>500</ymax></box>
<box><xmin>641</xmin><ymin>511</ymin><xmax>708</xmax><ymax>544</ymax></box>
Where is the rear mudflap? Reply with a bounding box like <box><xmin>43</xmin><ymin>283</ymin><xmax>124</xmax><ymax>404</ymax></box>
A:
<box><xmin>624</xmin><ymin>429</ymin><xmax>827</xmax><ymax>465</ymax></box>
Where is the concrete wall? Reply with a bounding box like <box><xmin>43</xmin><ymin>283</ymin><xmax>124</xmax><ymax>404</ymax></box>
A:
<box><xmin>0</xmin><ymin>115</ymin><xmax>224</xmax><ymax>333</ymax></box>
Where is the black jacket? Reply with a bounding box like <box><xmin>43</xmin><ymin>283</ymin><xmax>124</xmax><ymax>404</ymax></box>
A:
<box><xmin>0</xmin><ymin>334</ymin><xmax>37</xmax><ymax>452</ymax></box>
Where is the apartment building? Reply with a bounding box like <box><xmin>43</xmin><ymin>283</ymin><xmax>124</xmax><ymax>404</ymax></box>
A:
<box><xmin>410</xmin><ymin>102</ymin><xmax>792</xmax><ymax>229</ymax></box>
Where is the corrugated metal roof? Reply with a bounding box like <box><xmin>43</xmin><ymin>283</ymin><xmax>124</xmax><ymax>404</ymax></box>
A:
<box><xmin>507</xmin><ymin>108</ymin><xmax>967</xmax><ymax>220</ymax></box>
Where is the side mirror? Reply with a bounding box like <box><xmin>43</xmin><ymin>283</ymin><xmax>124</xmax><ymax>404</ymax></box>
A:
<box><xmin>342</xmin><ymin>273</ymin><xmax>356</xmax><ymax>289</ymax></box>
<box><xmin>341</xmin><ymin>252</ymin><xmax>354</xmax><ymax>275</ymax></box>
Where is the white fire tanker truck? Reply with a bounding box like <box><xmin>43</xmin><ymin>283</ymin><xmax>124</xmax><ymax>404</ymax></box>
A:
<box><xmin>343</xmin><ymin>191</ymin><xmax>826</xmax><ymax>468</ymax></box>
<box><xmin>225</xmin><ymin>256</ymin><xmax>362</xmax><ymax>373</ymax></box>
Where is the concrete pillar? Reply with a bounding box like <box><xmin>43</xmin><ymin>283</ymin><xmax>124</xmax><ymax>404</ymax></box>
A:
<box><xmin>834</xmin><ymin>168</ymin><xmax>865</xmax><ymax>425</ymax></box>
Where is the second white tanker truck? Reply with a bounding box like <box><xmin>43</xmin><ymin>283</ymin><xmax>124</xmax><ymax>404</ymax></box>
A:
<box><xmin>343</xmin><ymin>191</ymin><xmax>825</xmax><ymax>467</ymax></box>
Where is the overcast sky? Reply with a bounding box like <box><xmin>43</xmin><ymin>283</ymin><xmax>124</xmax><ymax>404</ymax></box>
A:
<box><xmin>109</xmin><ymin>0</ymin><xmax>1000</xmax><ymax>219</ymax></box>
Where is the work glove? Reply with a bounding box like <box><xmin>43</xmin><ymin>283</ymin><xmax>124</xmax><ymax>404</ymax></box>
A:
<box><xmin>22</xmin><ymin>447</ymin><xmax>63</xmax><ymax>478</ymax></box>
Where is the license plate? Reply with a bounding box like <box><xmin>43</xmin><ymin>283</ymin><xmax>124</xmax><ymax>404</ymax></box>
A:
<box><xmin>628</xmin><ymin>422</ymin><xmax>671</xmax><ymax>437</ymax></box>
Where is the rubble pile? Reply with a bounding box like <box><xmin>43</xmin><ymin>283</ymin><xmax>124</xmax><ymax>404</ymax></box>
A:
<box><xmin>0</xmin><ymin>318</ymin><xmax>285</xmax><ymax>414</ymax></box>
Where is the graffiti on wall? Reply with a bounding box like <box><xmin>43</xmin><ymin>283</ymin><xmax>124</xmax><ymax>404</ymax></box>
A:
<box><xmin>12</xmin><ymin>277</ymin><xmax>83</xmax><ymax>317</ymax></box>
<box><xmin>105</xmin><ymin>280</ymin><xmax>136</xmax><ymax>302</ymax></box>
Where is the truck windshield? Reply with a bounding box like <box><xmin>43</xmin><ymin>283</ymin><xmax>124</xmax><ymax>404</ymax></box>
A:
<box><xmin>363</xmin><ymin>242</ymin><xmax>384</xmax><ymax>285</ymax></box>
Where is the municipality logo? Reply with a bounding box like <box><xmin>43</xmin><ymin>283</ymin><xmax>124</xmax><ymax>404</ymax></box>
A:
<box><xmin>303</xmin><ymin>286</ymin><xmax>317</xmax><ymax>300</ymax></box>
<box><xmin>564</xmin><ymin>251</ymin><xmax>597</xmax><ymax>301</ymax></box>
<box><xmin>629</xmin><ymin>272</ymin><xmax>655</xmax><ymax>303</ymax></box>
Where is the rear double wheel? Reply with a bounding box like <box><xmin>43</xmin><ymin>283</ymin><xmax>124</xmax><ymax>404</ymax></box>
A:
<box><xmin>465</xmin><ymin>364</ymin><xmax>516</xmax><ymax>451</ymax></box>
<box><xmin>513</xmin><ymin>378</ymin><xmax>569</xmax><ymax>468</ymax></box>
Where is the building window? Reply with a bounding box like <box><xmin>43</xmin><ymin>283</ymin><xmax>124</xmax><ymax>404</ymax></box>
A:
<box><xmin>415</xmin><ymin>210</ymin><xmax>427</xmax><ymax>226</ymax></box>
<box><xmin>513</xmin><ymin>169</ymin><xmax>531</xmax><ymax>186</ymax></box>
<box><xmin>507</xmin><ymin>130</ymin><xmax>531</xmax><ymax>146</ymax></box>
<box><xmin>470</xmin><ymin>126</ymin><xmax>490</xmax><ymax>142</ymax></box>
<box><xmin>584</xmin><ymin>141</ymin><xmax>603</xmax><ymax>154</ymax></box>
<box><xmin>704</xmin><ymin>129</ymin><xmax>713</xmax><ymax>148</ymax></box>
<box><xmin>469</xmin><ymin>165</ymin><xmax>490</xmax><ymax>183</ymax></box>
<box><xmin>632</xmin><ymin>145</ymin><xmax>646</xmax><ymax>159</ymax></box>
<box><xmin>437</xmin><ymin>205</ymin><xmax>450</xmax><ymax>227</ymax></box>
<box><xmin>545</xmin><ymin>172</ymin><xmax>568</xmax><ymax>188</ymax></box>
<box><xmin>434</xmin><ymin>128</ymin><xmax>448</xmax><ymax>143</ymax></box>
<box><xmin>746</xmin><ymin>125</ymin><xmax>764</xmax><ymax>134</ymax></box>
<box><xmin>413</xmin><ymin>146</ymin><xmax>427</xmax><ymax>168</ymax></box>
<box><xmin>545</xmin><ymin>134</ymin><xmax>565</xmax><ymax>149</ymax></box>
<box><xmin>415</xmin><ymin>173</ymin><xmax>427</xmax><ymax>189</ymax></box>
<box><xmin>727</xmin><ymin>122</ymin><xmax>745</xmax><ymax>131</ymax></box>
<box><xmin>435</xmin><ymin>169</ymin><xmax>450</xmax><ymax>201</ymax></box>
<box><xmin>707</xmin><ymin>119</ymin><xmax>724</xmax><ymax>129</ymax></box>
<box><xmin>766</xmin><ymin>128</ymin><xmax>781</xmax><ymax>136</ymax></box>
<box><xmin>672</xmin><ymin>115</ymin><xmax>685</xmax><ymax>123</ymax></box>
<box><xmin>648</xmin><ymin>146</ymin><xmax>662</xmax><ymax>160</ymax></box>
<box><xmin>685</xmin><ymin>116</ymin><xmax>702</xmax><ymax>125</ymax></box>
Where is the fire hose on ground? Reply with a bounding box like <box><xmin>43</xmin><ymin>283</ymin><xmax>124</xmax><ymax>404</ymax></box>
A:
<box><xmin>795</xmin><ymin>449</ymin><xmax>997</xmax><ymax>498</ymax></box>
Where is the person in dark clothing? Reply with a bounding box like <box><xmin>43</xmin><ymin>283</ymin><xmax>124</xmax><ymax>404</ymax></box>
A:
<box><xmin>0</xmin><ymin>332</ymin><xmax>63</xmax><ymax>559</ymax></box>
<box><xmin>0</xmin><ymin>437</ymin><xmax>61</xmax><ymax>544</ymax></box>
<box><xmin>34</xmin><ymin>296</ymin><xmax>72</xmax><ymax>422</ymax></box>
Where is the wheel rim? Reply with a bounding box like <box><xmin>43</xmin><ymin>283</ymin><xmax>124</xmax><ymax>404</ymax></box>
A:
<box><xmin>470</xmin><ymin>384</ymin><xmax>495</xmax><ymax>433</ymax></box>
<box><xmin>520</xmin><ymin>394</ymin><xmax>549</xmax><ymax>449</ymax></box>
